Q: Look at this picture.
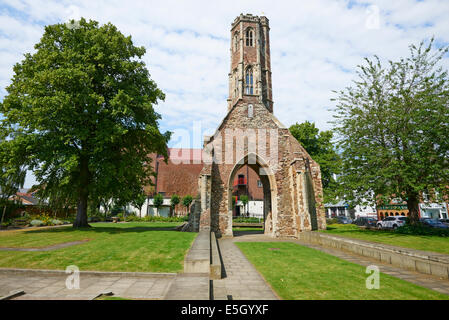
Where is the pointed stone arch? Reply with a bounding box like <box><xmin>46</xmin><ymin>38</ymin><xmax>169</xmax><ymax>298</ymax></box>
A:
<box><xmin>226</xmin><ymin>152</ymin><xmax>277</xmax><ymax>237</ymax></box>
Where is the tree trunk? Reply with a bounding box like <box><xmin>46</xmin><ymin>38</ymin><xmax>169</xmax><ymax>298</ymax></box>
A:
<box><xmin>407</xmin><ymin>192</ymin><xmax>420</xmax><ymax>225</ymax></box>
<box><xmin>1</xmin><ymin>205</ymin><xmax>7</xmax><ymax>229</ymax></box>
<box><xmin>73</xmin><ymin>157</ymin><xmax>91</xmax><ymax>228</ymax></box>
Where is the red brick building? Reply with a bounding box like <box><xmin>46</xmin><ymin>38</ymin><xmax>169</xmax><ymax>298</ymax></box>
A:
<box><xmin>142</xmin><ymin>148</ymin><xmax>264</xmax><ymax>217</ymax></box>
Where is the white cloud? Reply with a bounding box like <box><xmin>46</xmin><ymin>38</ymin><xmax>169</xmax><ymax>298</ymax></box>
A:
<box><xmin>0</xmin><ymin>0</ymin><xmax>448</xmax><ymax>187</ymax></box>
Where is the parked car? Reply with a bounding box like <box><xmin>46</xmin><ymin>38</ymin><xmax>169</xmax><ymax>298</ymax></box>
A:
<box><xmin>420</xmin><ymin>218</ymin><xmax>449</xmax><ymax>229</ymax></box>
<box><xmin>377</xmin><ymin>216</ymin><xmax>407</xmax><ymax>230</ymax></box>
<box><xmin>352</xmin><ymin>217</ymin><xmax>377</xmax><ymax>227</ymax></box>
<box><xmin>336</xmin><ymin>216</ymin><xmax>352</xmax><ymax>224</ymax></box>
<box><xmin>439</xmin><ymin>219</ymin><xmax>449</xmax><ymax>227</ymax></box>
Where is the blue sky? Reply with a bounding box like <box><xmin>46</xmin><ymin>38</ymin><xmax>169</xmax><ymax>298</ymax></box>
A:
<box><xmin>0</xmin><ymin>0</ymin><xmax>449</xmax><ymax>187</ymax></box>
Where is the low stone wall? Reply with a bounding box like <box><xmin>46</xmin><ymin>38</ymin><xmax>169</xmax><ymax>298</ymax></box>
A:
<box><xmin>184</xmin><ymin>230</ymin><xmax>210</xmax><ymax>274</ymax></box>
<box><xmin>299</xmin><ymin>232</ymin><xmax>449</xmax><ymax>279</ymax></box>
<box><xmin>210</xmin><ymin>232</ymin><xmax>222</xmax><ymax>279</ymax></box>
<box><xmin>0</xmin><ymin>268</ymin><xmax>176</xmax><ymax>278</ymax></box>
<box><xmin>183</xmin><ymin>230</ymin><xmax>223</xmax><ymax>280</ymax></box>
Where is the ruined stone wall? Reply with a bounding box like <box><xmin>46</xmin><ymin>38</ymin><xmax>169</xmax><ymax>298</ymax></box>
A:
<box><xmin>205</xmin><ymin>102</ymin><xmax>326</xmax><ymax>238</ymax></box>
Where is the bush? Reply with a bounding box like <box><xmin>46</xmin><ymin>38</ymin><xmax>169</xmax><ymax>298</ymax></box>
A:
<box><xmin>395</xmin><ymin>224</ymin><xmax>449</xmax><ymax>237</ymax></box>
<box><xmin>125</xmin><ymin>215</ymin><xmax>141</xmax><ymax>222</ymax></box>
<box><xmin>30</xmin><ymin>219</ymin><xmax>44</xmax><ymax>227</ymax></box>
<box><xmin>143</xmin><ymin>215</ymin><xmax>188</xmax><ymax>223</ymax></box>
<box><xmin>233</xmin><ymin>217</ymin><xmax>263</xmax><ymax>223</ymax></box>
<box><xmin>326</xmin><ymin>218</ymin><xmax>339</xmax><ymax>225</ymax></box>
<box><xmin>1</xmin><ymin>220</ymin><xmax>11</xmax><ymax>228</ymax></box>
<box><xmin>51</xmin><ymin>219</ymin><xmax>63</xmax><ymax>225</ymax></box>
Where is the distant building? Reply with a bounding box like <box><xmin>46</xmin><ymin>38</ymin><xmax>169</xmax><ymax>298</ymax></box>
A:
<box><xmin>325</xmin><ymin>201</ymin><xmax>377</xmax><ymax>219</ymax></box>
<box><xmin>9</xmin><ymin>189</ymin><xmax>40</xmax><ymax>206</ymax></box>
<box><xmin>126</xmin><ymin>148</ymin><xmax>264</xmax><ymax>218</ymax></box>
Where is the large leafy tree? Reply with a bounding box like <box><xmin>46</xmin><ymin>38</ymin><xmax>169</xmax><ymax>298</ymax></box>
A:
<box><xmin>0</xmin><ymin>19</ymin><xmax>170</xmax><ymax>228</ymax></box>
<box><xmin>289</xmin><ymin>121</ymin><xmax>341</xmax><ymax>203</ymax></box>
<box><xmin>332</xmin><ymin>38</ymin><xmax>449</xmax><ymax>223</ymax></box>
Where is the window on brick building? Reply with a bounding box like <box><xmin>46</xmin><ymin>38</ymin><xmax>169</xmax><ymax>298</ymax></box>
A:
<box><xmin>245</xmin><ymin>28</ymin><xmax>254</xmax><ymax>46</ymax></box>
<box><xmin>257</xmin><ymin>180</ymin><xmax>262</xmax><ymax>188</ymax></box>
<box><xmin>245</xmin><ymin>67</ymin><xmax>254</xmax><ymax>95</ymax></box>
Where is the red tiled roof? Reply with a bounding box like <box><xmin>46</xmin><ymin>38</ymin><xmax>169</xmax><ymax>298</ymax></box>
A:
<box><xmin>147</xmin><ymin>148</ymin><xmax>264</xmax><ymax>200</ymax></box>
<box><xmin>148</xmin><ymin>148</ymin><xmax>204</xmax><ymax>198</ymax></box>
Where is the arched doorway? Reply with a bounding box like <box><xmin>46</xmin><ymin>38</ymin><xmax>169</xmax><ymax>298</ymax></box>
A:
<box><xmin>227</xmin><ymin>153</ymin><xmax>276</xmax><ymax>236</ymax></box>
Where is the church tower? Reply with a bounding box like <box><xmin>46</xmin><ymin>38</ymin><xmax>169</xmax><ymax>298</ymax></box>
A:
<box><xmin>196</xmin><ymin>14</ymin><xmax>326</xmax><ymax>239</ymax></box>
<box><xmin>227</xmin><ymin>14</ymin><xmax>273</xmax><ymax>113</ymax></box>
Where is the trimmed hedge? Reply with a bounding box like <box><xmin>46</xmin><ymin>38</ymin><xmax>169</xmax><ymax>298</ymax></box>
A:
<box><xmin>232</xmin><ymin>217</ymin><xmax>263</xmax><ymax>223</ymax></box>
<box><xmin>125</xmin><ymin>215</ymin><xmax>189</xmax><ymax>222</ymax></box>
<box><xmin>395</xmin><ymin>224</ymin><xmax>449</xmax><ymax>237</ymax></box>
<box><xmin>326</xmin><ymin>218</ymin><xmax>339</xmax><ymax>225</ymax></box>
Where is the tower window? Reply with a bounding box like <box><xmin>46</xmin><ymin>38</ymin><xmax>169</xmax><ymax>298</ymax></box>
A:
<box><xmin>245</xmin><ymin>28</ymin><xmax>254</xmax><ymax>47</ymax></box>
<box><xmin>248</xmin><ymin>104</ymin><xmax>253</xmax><ymax>118</ymax></box>
<box><xmin>245</xmin><ymin>67</ymin><xmax>254</xmax><ymax>95</ymax></box>
<box><xmin>233</xmin><ymin>33</ymin><xmax>239</xmax><ymax>52</ymax></box>
<box><xmin>234</xmin><ymin>76</ymin><xmax>238</xmax><ymax>98</ymax></box>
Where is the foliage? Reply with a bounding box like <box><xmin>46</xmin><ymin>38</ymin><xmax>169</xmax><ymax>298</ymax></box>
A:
<box><xmin>232</xmin><ymin>217</ymin><xmax>263</xmax><ymax>223</ymax></box>
<box><xmin>326</xmin><ymin>218</ymin><xmax>339</xmax><ymax>225</ymax></box>
<box><xmin>0</xmin><ymin>147</ymin><xmax>26</xmax><ymax>226</ymax></box>
<box><xmin>132</xmin><ymin>192</ymin><xmax>147</xmax><ymax>217</ymax></box>
<box><xmin>0</xmin><ymin>18</ymin><xmax>170</xmax><ymax>228</ymax></box>
<box><xmin>240</xmin><ymin>195</ymin><xmax>249</xmax><ymax>205</ymax></box>
<box><xmin>30</xmin><ymin>220</ymin><xmax>44</xmax><ymax>227</ymax></box>
<box><xmin>153</xmin><ymin>194</ymin><xmax>164</xmax><ymax>208</ymax></box>
<box><xmin>332</xmin><ymin>38</ymin><xmax>449</xmax><ymax>223</ymax></box>
<box><xmin>124</xmin><ymin>215</ymin><xmax>188</xmax><ymax>222</ymax></box>
<box><xmin>395</xmin><ymin>224</ymin><xmax>449</xmax><ymax>237</ymax></box>
<box><xmin>170</xmin><ymin>194</ymin><xmax>180</xmax><ymax>209</ymax></box>
<box><xmin>182</xmin><ymin>195</ymin><xmax>193</xmax><ymax>209</ymax></box>
<box><xmin>289</xmin><ymin>121</ymin><xmax>341</xmax><ymax>203</ymax></box>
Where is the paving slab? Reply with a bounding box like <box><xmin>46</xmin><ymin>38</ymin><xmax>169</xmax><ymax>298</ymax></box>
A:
<box><xmin>212</xmin><ymin>238</ymin><xmax>278</xmax><ymax>300</ymax></box>
<box><xmin>0</xmin><ymin>269</ymin><xmax>176</xmax><ymax>300</ymax></box>
<box><xmin>164</xmin><ymin>273</ymin><xmax>210</xmax><ymax>300</ymax></box>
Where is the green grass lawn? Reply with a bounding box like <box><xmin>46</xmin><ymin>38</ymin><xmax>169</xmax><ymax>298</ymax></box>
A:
<box><xmin>236</xmin><ymin>242</ymin><xmax>449</xmax><ymax>300</ymax></box>
<box><xmin>0</xmin><ymin>222</ymin><xmax>196</xmax><ymax>273</ymax></box>
<box><xmin>321</xmin><ymin>224</ymin><xmax>449</xmax><ymax>255</ymax></box>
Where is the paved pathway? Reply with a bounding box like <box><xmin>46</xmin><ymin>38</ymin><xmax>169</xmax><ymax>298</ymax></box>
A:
<box><xmin>233</xmin><ymin>232</ymin><xmax>449</xmax><ymax>296</ymax></box>
<box><xmin>164</xmin><ymin>273</ymin><xmax>210</xmax><ymax>300</ymax></box>
<box><xmin>0</xmin><ymin>271</ymin><xmax>175</xmax><ymax>300</ymax></box>
<box><xmin>212</xmin><ymin>238</ymin><xmax>278</xmax><ymax>300</ymax></box>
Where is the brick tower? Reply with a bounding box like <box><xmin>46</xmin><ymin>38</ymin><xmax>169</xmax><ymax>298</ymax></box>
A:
<box><xmin>227</xmin><ymin>14</ymin><xmax>273</xmax><ymax>113</ymax></box>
